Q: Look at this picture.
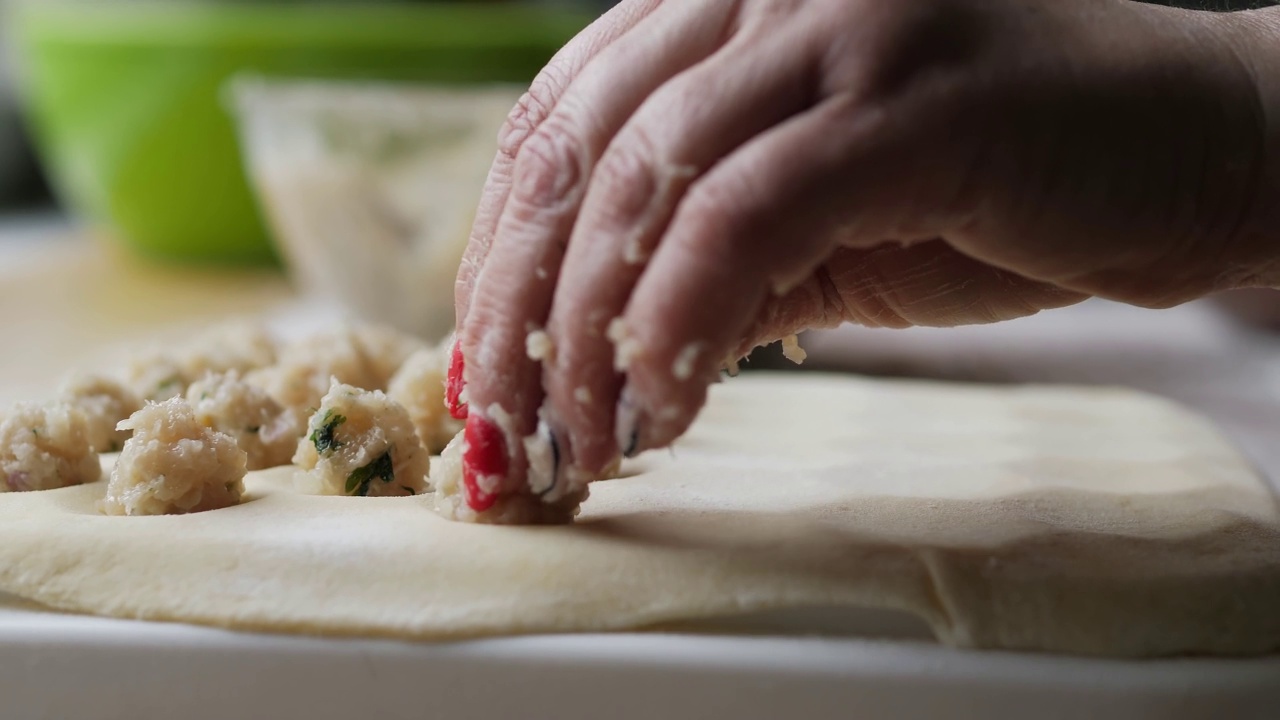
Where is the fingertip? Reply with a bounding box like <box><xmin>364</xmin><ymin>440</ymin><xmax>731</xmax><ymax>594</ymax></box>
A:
<box><xmin>615</xmin><ymin>366</ymin><xmax>715</xmax><ymax>457</ymax></box>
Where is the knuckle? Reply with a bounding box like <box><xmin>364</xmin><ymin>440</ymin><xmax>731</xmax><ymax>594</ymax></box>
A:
<box><xmin>665</xmin><ymin>181</ymin><xmax>747</xmax><ymax>272</ymax></box>
<box><xmin>593</xmin><ymin>140</ymin><xmax>660</xmax><ymax>228</ymax></box>
<box><xmin>510</xmin><ymin>121</ymin><xmax>586</xmax><ymax>209</ymax></box>
<box><xmin>497</xmin><ymin>67</ymin><xmax>567</xmax><ymax>159</ymax></box>
<box><xmin>679</xmin><ymin>178</ymin><xmax>747</xmax><ymax>242</ymax></box>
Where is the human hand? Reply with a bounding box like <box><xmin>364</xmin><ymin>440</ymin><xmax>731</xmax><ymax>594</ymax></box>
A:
<box><xmin>448</xmin><ymin>0</ymin><xmax>1280</xmax><ymax>514</ymax></box>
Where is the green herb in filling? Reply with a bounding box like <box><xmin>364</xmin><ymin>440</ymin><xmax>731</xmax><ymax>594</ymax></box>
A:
<box><xmin>310</xmin><ymin>411</ymin><xmax>346</xmax><ymax>454</ymax></box>
<box><xmin>345</xmin><ymin>450</ymin><xmax>394</xmax><ymax>497</ymax></box>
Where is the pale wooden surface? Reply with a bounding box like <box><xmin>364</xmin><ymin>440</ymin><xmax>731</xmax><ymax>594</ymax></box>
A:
<box><xmin>0</xmin><ymin>218</ymin><xmax>297</xmax><ymax>405</ymax></box>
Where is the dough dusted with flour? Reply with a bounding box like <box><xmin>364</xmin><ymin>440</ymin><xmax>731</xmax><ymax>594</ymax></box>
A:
<box><xmin>0</xmin><ymin>403</ymin><xmax>101</xmax><ymax>492</ymax></box>
<box><xmin>293</xmin><ymin>380</ymin><xmax>430</xmax><ymax>497</ymax></box>
<box><xmin>2</xmin><ymin>374</ymin><xmax>1278</xmax><ymax>659</ymax></box>
<box><xmin>186</xmin><ymin>372</ymin><xmax>302</xmax><ymax>470</ymax></box>
<box><xmin>58</xmin><ymin>375</ymin><xmax>142</xmax><ymax>453</ymax></box>
<box><xmin>103</xmin><ymin>398</ymin><xmax>247</xmax><ymax>516</ymax></box>
<box><xmin>387</xmin><ymin>343</ymin><xmax>460</xmax><ymax>454</ymax></box>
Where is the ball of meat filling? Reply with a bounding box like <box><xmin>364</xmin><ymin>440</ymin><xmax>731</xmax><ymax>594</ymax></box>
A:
<box><xmin>126</xmin><ymin>351</ymin><xmax>189</xmax><ymax>403</ymax></box>
<box><xmin>103</xmin><ymin>398</ymin><xmax>248</xmax><ymax>516</ymax></box>
<box><xmin>186</xmin><ymin>372</ymin><xmax>303</xmax><ymax>470</ymax></box>
<box><xmin>293</xmin><ymin>380</ymin><xmax>430</xmax><ymax>497</ymax></box>
<box><xmin>0</xmin><ymin>403</ymin><xmax>103</xmax><ymax>492</ymax></box>
<box><xmin>246</xmin><ymin>329</ymin><xmax>380</xmax><ymax>422</ymax></box>
<box><xmin>125</xmin><ymin>323</ymin><xmax>278</xmax><ymax>403</ymax></box>
<box><xmin>177</xmin><ymin>321</ymin><xmax>277</xmax><ymax>381</ymax></box>
<box><xmin>387</xmin><ymin>343</ymin><xmax>461</xmax><ymax>454</ymax></box>
<box><xmin>58</xmin><ymin>374</ymin><xmax>143</xmax><ymax>453</ymax></box>
<box><xmin>351</xmin><ymin>324</ymin><xmax>425</xmax><ymax>391</ymax></box>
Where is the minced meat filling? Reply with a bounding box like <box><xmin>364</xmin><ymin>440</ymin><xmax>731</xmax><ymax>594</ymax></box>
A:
<box><xmin>293</xmin><ymin>380</ymin><xmax>430</xmax><ymax>498</ymax></box>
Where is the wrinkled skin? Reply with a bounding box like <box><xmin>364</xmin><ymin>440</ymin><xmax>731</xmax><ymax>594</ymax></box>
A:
<box><xmin>454</xmin><ymin>0</ymin><xmax>1280</xmax><ymax>489</ymax></box>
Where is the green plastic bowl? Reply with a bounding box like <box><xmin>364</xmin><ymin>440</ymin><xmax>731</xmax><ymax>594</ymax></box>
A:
<box><xmin>11</xmin><ymin>1</ymin><xmax>590</xmax><ymax>265</ymax></box>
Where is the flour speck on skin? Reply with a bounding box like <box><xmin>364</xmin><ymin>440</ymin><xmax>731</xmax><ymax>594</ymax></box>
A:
<box><xmin>607</xmin><ymin>318</ymin><xmax>640</xmax><ymax>372</ymax></box>
<box><xmin>525</xmin><ymin>330</ymin><xmax>555</xmax><ymax>363</ymax></box>
<box><xmin>671</xmin><ymin>342</ymin><xmax>705</xmax><ymax>381</ymax></box>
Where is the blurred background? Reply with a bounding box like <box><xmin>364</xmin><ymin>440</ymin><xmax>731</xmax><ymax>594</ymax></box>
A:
<box><xmin>0</xmin><ymin>0</ymin><xmax>620</xmax><ymax>334</ymax></box>
<box><xmin>0</xmin><ymin>0</ymin><xmax>611</xmax><ymax>402</ymax></box>
<box><xmin>0</xmin><ymin>0</ymin><xmax>618</xmax><ymax>213</ymax></box>
<box><xmin>0</xmin><ymin>0</ymin><xmax>1277</xmax><ymax>478</ymax></box>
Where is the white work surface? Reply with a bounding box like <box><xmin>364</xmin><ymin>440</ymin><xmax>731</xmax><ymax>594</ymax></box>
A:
<box><xmin>2</xmin><ymin>216</ymin><xmax>1279</xmax><ymax>720</ymax></box>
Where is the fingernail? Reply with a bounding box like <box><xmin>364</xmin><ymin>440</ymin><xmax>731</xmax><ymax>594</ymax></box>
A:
<box><xmin>523</xmin><ymin>419</ymin><xmax>560</xmax><ymax>498</ymax></box>
<box><xmin>615</xmin><ymin>388</ymin><xmax>642</xmax><ymax>459</ymax></box>
<box><xmin>462</xmin><ymin>414</ymin><xmax>506</xmax><ymax>512</ymax></box>
<box><xmin>446</xmin><ymin>341</ymin><xmax>469</xmax><ymax>420</ymax></box>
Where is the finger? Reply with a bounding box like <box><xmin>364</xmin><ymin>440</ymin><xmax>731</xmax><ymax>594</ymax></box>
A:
<box><xmin>732</xmin><ymin>242</ymin><xmax>1088</xmax><ymax>359</ymax></box>
<box><xmin>454</xmin><ymin>0</ymin><xmax>666</xmax><ymax>331</ymax></box>
<box><xmin>448</xmin><ymin>0</ymin><xmax>667</xmax><ymax>420</ymax></box>
<box><xmin>542</xmin><ymin>18</ymin><xmax>824</xmax><ymax>474</ymax></box>
<box><xmin>457</xmin><ymin>0</ymin><xmax>740</xmax><ymax>503</ymax></box>
<box><xmin>614</xmin><ymin>92</ymin><xmax>975</xmax><ymax>456</ymax></box>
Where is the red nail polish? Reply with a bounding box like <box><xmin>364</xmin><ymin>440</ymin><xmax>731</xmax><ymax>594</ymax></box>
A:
<box><xmin>446</xmin><ymin>342</ymin><xmax>469</xmax><ymax>420</ymax></box>
<box><xmin>462</xmin><ymin>414</ymin><xmax>505</xmax><ymax>512</ymax></box>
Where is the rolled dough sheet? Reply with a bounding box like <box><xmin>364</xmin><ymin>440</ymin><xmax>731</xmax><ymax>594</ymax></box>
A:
<box><xmin>0</xmin><ymin>373</ymin><xmax>1277</xmax><ymax>658</ymax></box>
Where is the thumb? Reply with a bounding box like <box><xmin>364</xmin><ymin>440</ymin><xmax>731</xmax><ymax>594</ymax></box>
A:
<box><xmin>733</xmin><ymin>241</ymin><xmax>1088</xmax><ymax>359</ymax></box>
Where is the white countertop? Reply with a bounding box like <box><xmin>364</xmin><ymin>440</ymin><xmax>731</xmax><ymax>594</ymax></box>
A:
<box><xmin>2</xmin><ymin>216</ymin><xmax>1279</xmax><ymax>720</ymax></box>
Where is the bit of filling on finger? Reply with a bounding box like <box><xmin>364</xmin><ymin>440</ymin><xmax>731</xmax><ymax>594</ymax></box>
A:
<box><xmin>430</xmin><ymin>403</ymin><xmax>619</xmax><ymax>526</ymax></box>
